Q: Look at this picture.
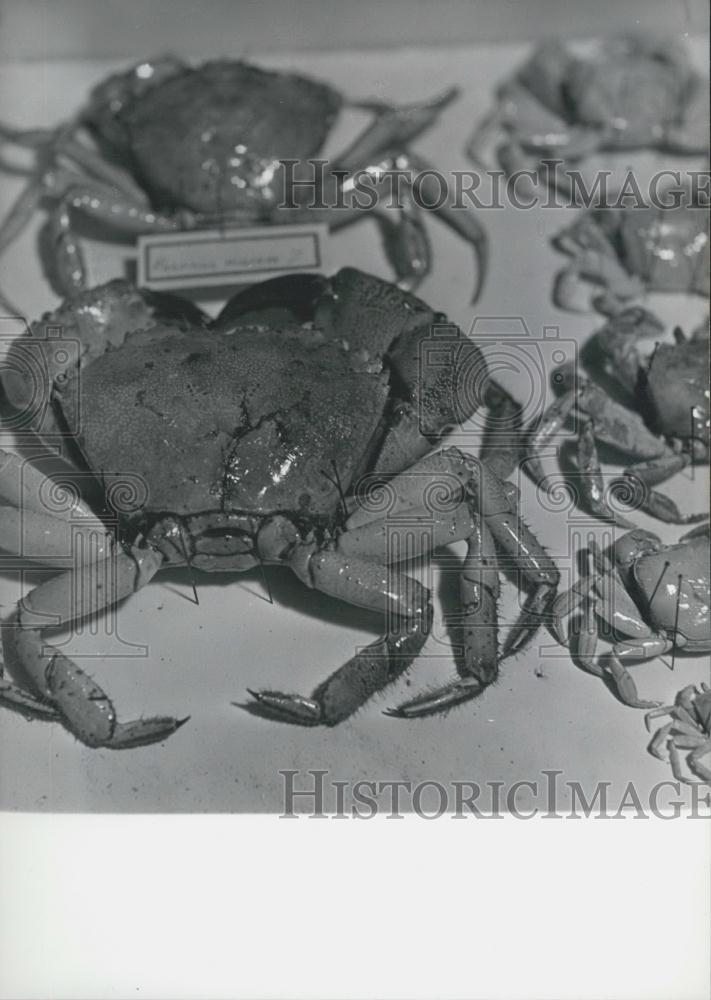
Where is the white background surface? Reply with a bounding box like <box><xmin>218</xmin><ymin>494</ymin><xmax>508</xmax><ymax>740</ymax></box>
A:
<box><xmin>0</xmin><ymin>9</ymin><xmax>709</xmax><ymax>1000</ymax></box>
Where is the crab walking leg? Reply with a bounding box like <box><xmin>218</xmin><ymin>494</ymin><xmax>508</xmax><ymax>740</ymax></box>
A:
<box><xmin>335</xmin><ymin>88</ymin><xmax>460</xmax><ymax>173</ymax></box>
<box><xmin>246</xmin><ymin>539</ymin><xmax>432</xmax><ymax>726</ymax></box>
<box><xmin>402</xmin><ymin>152</ymin><xmax>489</xmax><ymax>302</ymax></box>
<box><xmin>620</xmin><ymin>457</ymin><xmax>708</xmax><ymax>524</ymax></box>
<box><xmin>551</xmin><ymin>573</ymin><xmax>596</xmax><ymax>645</ymax></box>
<box><xmin>388</xmin><ymin>516</ymin><xmax>500</xmax><ymax>718</ymax></box>
<box><xmin>371</xmin><ymin>201</ymin><xmax>431</xmax><ymax>292</ymax></box>
<box><xmin>1</xmin><ymin>545</ymin><xmax>188</xmax><ymax>748</ymax></box>
<box><xmin>349</xmin><ymin>447</ymin><xmax>559</xmax><ymax>653</ymax></box>
<box><xmin>576</xmin><ymin>421</ymin><xmax>637</xmax><ymax>529</ymax></box>
<box><xmin>478</xmin><ymin>380</ymin><xmax>524</xmax><ymax>482</ymax></box>
<box><xmin>522</xmin><ymin>388</ymin><xmax>576</xmax><ymax>483</ymax></box>
<box><xmin>603</xmin><ymin>643</ymin><xmax>668</xmax><ymax>710</ymax></box>
<box><xmin>45</xmin><ymin>177</ymin><xmax>185</xmax><ymax>296</ymax></box>
<box><xmin>0</xmin><ymin>448</ymin><xmax>115</xmax><ymax>564</ymax></box>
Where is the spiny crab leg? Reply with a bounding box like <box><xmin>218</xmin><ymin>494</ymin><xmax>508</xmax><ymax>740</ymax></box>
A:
<box><xmin>245</xmin><ymin>526</ymin><xmax>433</xmax><ymax>727</ymax></box>
<box><xmin>246</xmin><ymin>447</ymin><xmax>557</xmax><ymax>726</ymax></box>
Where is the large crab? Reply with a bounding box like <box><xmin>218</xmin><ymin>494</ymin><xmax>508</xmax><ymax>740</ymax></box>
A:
<box><xmin>553</xmin><ymin>524</ymin><xmax>710</xmax><ymax>719</ymax></box>
<box><xmin>0</xmin><ymin>268</ymin><xmax>558</xmax><ymax>748</ymax></box>
<box><xmin>528</xmin><ymin>307</ymin><xmax>709</xmax><ymax>525</ymax></box>
<box><xmin>0</xmin><ymin>57</ymin><xmax>487</xmax><ymax>310</ymax></box>
<box><xmin>467</xmin><ymin>34</ymin><xmax>709</xmax><ymax>192</ymax></box>
<box><xmin>552</xmin><ymin>199</ymin><xmax>710</xmax><ymax>313</ymax></box>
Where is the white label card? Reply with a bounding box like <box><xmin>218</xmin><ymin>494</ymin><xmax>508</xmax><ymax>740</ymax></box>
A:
<box><xmin>137</xmin><ymin>224</ymin><xmax>330</xmax><ymax>290</ymax></box>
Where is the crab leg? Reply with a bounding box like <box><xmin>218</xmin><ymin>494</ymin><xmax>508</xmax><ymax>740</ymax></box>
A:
<box><xmin>1</xmin><ymin>544</ymin><xmax>187</xmax><ymax>748</ymax></box>
<box><xmin>351</xmin><ymin>447</ymin><xmax>559</xmax><ymax>653</ymax></box>
<box><xmin>336</xmin><ymin>87</ymin><xmax>459</xmax><ymax>173</ymax></box>
<box><xmin>246</xmin><ymin>528</ymin><xmax>433</xmax><ymax>726</ymax></box>
<box><xmin>620</xmin><ymin>456</ymin><xmax>708</xmax><ymax>524</ymax></box>
<box><xmin>45</xmin><ymin>174</ymin><xmax>185</xmax><ymax>296</ymax></box>
<box><xmin>387</xmin><ymin>515</ymin><xmax>500</xmax><ymax>717</ymax></box>
<box><xmin>576</xmin><ymin>420</ymin><xmax>637</xmax><ymax>529</ymax></box>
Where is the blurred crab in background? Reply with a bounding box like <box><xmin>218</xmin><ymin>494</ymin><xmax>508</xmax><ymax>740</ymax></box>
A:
<box><xmin>553</xmin><ymin>525</ymin><xmax>710</xmax><ymax>753</ymax></box>
<box><xmin>527</xmin><ymin>307</ymin><xmax>709</xmax><ymax>526</ymax></box>
<box><xmin>0</xmin><ymin>268</ymin><xmax>558</xmax><ymax>748</ymax></box>
<box><xmin>552</xmin><ymin>198</ymin><xmax>710</xmax><ymax>313</ymax></box>
<box><xmin>646</xmin><ymin>683</ymin><xmax>711</xmax><ymax>783</ymax></box>
<box><xmin>0</xmin><ymin>57</ymin><xmax>488</xmax><ymax>312</ymax></box>
<box><xmin>467</xmin><ymin>35</ymin><xmax>709</xmax><ymax>193</ymax></box>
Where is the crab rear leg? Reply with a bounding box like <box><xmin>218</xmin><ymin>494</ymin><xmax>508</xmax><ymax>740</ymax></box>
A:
<box><xmin>1</xmin><ymin>544</ymin><xmax>187</xmax><ymax>748</ymax></box>
<box><xmin>386</xmin><ymin>515</ymin><xmax>500</xmax><ymax>718</ymax></box>
<box><xmin>355</xmin><ymin>447</ymin><xmax>559</xmax><ymax>655</ymax></box>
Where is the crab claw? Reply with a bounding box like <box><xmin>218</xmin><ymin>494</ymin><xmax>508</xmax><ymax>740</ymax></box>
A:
<box><xmin>241</xmin><ymin>690</ymin><xmax>322</xmax><ymax>726</ymax></box>
<box><xmin>384</xmin><ymin>678</ymin><xmax>486</xmax><ymax>718</ymax></box>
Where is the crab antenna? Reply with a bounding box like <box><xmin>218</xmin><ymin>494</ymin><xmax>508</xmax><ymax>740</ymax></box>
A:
<box><xmin>177</xmin><ymin>523</ymin><xmax>200</xmax><ymax>606</ymax></box>
<box><xmin>255</xmin><ymin>549</ymin><xmax>274</xmax><ymax>606</ymax></box>
<box><xmin>321</xmin><ymin>460</ymin><xmax>348</xmax><ymax>522</ymax></box>
<box><xmin>648</xmin><ymin>559</ymin><xmax>671</xmax><ymax>608</ymax></box>
<box><xmin>670</xmin><ymin>573</ymin><xmax>684</xmax><ymax>672</ymax></box>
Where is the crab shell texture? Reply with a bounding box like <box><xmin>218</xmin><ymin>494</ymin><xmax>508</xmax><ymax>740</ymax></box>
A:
<box><xmin>563</xmin><ymin>49</ymin><xmax>689</xmax><ymax>146</ymax></box>
<box><xmin>16</xmin><ymin>269</ymin><xmax>484</xmax><ymax>546</ymax></box>
<box><xmin>633</xmin><ymin>537</ymin><xmax>711</xmax><ymax>648</ymax></box>
<box><xmin>646</xmin><ymin>337</ymin><xmax>710</xmax><ymax>444</ymax></box>
<box><xmin>595</xmin><ymin>204</ymin><xmax>710</xmax><ymax>298</ymax></box>
<box><xmin>84</xmin><ymin>59</ymin><xmax>342</xmax><ymax>215</ymax></box>
<box><xmin>519</xmin><ymin>37</ymin><xmax>708</xmax><ymax>150</ymax></box>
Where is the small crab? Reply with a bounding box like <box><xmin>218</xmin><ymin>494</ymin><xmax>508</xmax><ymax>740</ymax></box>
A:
<box><xmin>528</xmin><ymin>307</ymin><xmax>709</xmax><ymax>525</ymax></box>
<box><xmin>552</xmin><ymin>199</ymin><xmax>710</xmax><ymax>313</ymax></box>
<box><xmin>467</xmin><ymin>34</ymin><xmax>709</xmax><ymax>191</ymax></box>
<box><xmin>646</xmin><ymin>683</ymin><xmax>711</xmax><ymax>783</ymax></box>
<box><xmin>0</xmin><ymin>57</ymin><xmax>487</xmax><ymax>310</ymax></box>
<box><xmin>0</xmin><ymin>268</ymin><xmax>557</xmax><ymax>749</ymax></box>
<box><xmin>553</xmin><ymin>523</ymin><xmax>710</xmax><ymax>713</ymax></box>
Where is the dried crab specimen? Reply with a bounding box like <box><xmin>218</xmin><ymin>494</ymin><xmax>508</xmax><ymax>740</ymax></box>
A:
<box><xmin>0</xmin><ymin>268</ymin><xmax>557</xmax><ymax>748</ymax></box>
<box><xmin>527</xmin><ymin>308</ymin><xmax>709</xmax><ymax>525</ymax></box>
<box><xmin>0</xmin><ymin>57</ymin><xmax>487</xmax><ymax>309</ymax></box>
<box><xmin>552</xmin><ymin>200</ymin><xmax>710</xmax><ymax>313</ymax></box>
<box><xmin>467</xmin><ymin>35</ymin><xmax>709</xmax><ymax>190</ymax></box>
<box><xmin>554</xmin><ymin>524</ymin><xmax>710</xmax><ymax>714</ymax></box>
<box><xmin>646</xmin><ymin>683</ymin><xmax>711</xmax><ymax>783</ymax></box>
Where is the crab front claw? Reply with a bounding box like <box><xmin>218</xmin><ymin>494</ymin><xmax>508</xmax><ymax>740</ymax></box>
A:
<box><xmin>0</xmin><ymin>517</ymin><xmax>188</xmax><ymax>748</ymax></box>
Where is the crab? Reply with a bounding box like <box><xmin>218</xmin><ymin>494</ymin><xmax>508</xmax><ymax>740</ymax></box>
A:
<box><xmin>645</xmin><ymin>683</ymin><xmax>711</xmax><ymax>783</ymax></box>
<box><xmin>0</xmin><ymin>56</ymin><xmax>488</xmax><ymax>311</ymax></box>
<box><xmin>527</xmin><ymin>307</ymin><xmax>709</xmax><ymax>525</ymax></box>
<box><xmin>551</xmin><ymin>199</ymin><xmax>710</xmax><ymax>313</ymax></box>
<box><xmin>553</xmin><ymin>523</ymin><xmax>710</xmax><ymax>715</ymax></box>
<box><xmin>467</xmin><ymin>34</ymin><xmax>709</xmax><ymax>192</ymax></box>
<box><xmin>0</xmin><ymin>268</ymin><xmax>558</xmax><ymax>749</ymax></box>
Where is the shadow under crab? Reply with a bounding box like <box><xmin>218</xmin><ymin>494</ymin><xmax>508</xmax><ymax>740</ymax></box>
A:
<box><xmin>0</xmin><ymin>268</ymin><xmax>557</xmax><ymax>748</ymax></box>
